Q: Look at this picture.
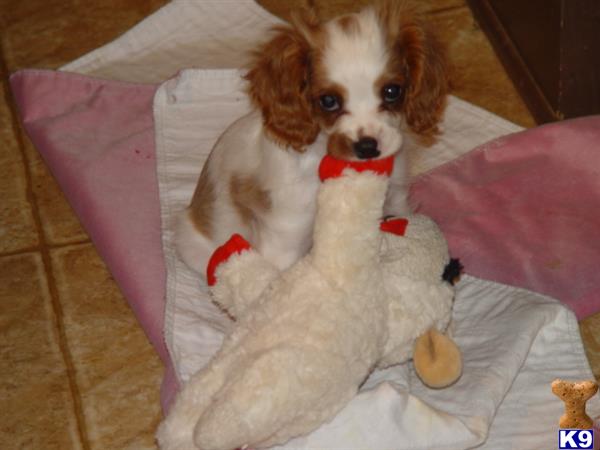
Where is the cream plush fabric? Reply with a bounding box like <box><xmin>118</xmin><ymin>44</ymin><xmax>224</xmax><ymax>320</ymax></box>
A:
<box><xmin>157</xmin><ymin>163</ymin><xmax>457</xmax><ymax>450</ymax></box>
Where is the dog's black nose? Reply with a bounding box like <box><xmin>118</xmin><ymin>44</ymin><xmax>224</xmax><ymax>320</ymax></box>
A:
<box><xmin>353</xmin><ymin>137</ymin><xmax>381</xmax><ymax>159</ymax></box>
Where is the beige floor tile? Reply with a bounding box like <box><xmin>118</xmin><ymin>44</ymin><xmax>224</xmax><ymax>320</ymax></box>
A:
<box><xmin>312</xmin><ymin>0</ymin><xmax>373</xmax><ymax>19</ymax></box>
<box><xmin>430</xmin><ymin>6</ymin><xmax>536</xmax><ymax>128</ymax></box>
<box><xmin>256</xmin><ymin>0</ymin><xmax>312</xmax><ymax>21</ymax></box>
<box><xmin>0</xmin><ymin>252</ymin><xmax>83</xmax><ymax>449</ymax></box>
<box><xmin>1</xmin><ymin>0</ymin><xmax>167</xmax><ymax>71</ymax></box>
<box><xmin>580</xmin><ymin>313</ymin><xmax>600</xmax><ymax>382</ymax></box>
<box><xmin>0</xmin><ymin>80</ymin><xmax>39</xmax><ymax>254</ymax></box>
<box><xmin>50</xmin><ymin>243</ymin><xmax>162</xmax><ymax>450</ymax></box>
<box><xmin>20</xmin><ymin>136</ymin><xmax>89</xmax><ymax>246</ymax></box>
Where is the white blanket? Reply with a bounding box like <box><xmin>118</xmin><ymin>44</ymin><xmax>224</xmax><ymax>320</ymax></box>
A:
<box><xmin>63</xmin><ymin>0</ymin><xmax>283</xmax><ymax>82</ymax></box>
<box><xmin>154</xmin><ymin>69</ymin><xmax>600</xmax><ymax>449</ymax></box>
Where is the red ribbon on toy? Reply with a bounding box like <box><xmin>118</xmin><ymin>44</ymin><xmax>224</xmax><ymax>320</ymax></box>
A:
<box><xmin>380</xmin><ymin>218</ymin><xmax>409</xmax><ymax>236</ymax></box>
<box><xmin>206</xmin><ymin>233</ymin><xmax>251</xmax><ymax>286</ymax></box>
<box><xmin>318</xmin><ymin>155</ymin><xmax>395</xmax><ymax>181</ymax></box>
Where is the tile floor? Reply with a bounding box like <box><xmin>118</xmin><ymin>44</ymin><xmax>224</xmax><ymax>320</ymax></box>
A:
<box><xmin>1</xmin><ymin>1</ymin><xmax>598</xmax><ymax>449</ymax></box>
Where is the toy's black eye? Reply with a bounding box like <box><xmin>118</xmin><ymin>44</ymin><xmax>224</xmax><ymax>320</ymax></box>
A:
<box><xmin>319</xmin><ymin>94</ymin><xmax>341</xmax><ymax>112</ymax></box>
<box><xmin>382</xmin><ymin>84</ymin><xmax>403</xmax><ymax>103</ymax></box>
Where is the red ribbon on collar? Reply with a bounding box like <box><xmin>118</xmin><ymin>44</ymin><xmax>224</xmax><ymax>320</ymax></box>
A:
<box><xmin>318</xmin><ymin>155</ymin><xmax>395</xmax><ymax>181</ymax></box>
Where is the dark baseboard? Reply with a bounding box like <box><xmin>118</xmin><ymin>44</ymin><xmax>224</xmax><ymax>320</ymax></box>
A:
<box><xmin>467</xmin><ymin>0</ymin><xmax>600</xmax><ymax>123</ymax></box>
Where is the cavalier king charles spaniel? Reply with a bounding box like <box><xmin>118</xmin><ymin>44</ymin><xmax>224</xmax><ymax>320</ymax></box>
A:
<box><xmin>177</xmin><ymin>1</ymin><xmax>449</xmax><ymax>277</ymax></box>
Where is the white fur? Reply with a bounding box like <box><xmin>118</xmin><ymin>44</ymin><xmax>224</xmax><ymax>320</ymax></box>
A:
<box><xmin>176</xmin><ymin>6</ymin><xmax>414</xmax><ymax>278</ymax></box>
<box><xmin>157</xmin><ymin>168</ymin><xmax>455</xmax><ymax>450</ymax></box>
<box><xmin>175</xmin><ymin>110</ymin><xmax>327</xmax><ymax>275</ymax></box>
<box><xmin>323</xmin><ymin>9</ymin><xmax>405</xmax><ymax>160</ymax></box>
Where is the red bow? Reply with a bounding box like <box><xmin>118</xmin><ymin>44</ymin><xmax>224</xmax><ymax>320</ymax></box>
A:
<box><xmin>318</xmin><ymin>155</ymin><xmax>395</xmax><ymax>181</ymax></box>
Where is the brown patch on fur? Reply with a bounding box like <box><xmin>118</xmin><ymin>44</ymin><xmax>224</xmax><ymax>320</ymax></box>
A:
<box><xmin>230</xmin><ymin>174</ymin><xmax>272</xmax><ymax>225</ymax></box>
<box><xmin>326</xmin><ymin>132</ymin><xmax>354</xmax><ymax>159</ymax></box>
<box><xmin>244</xmin><ymin>11</ymin><xmax>323</xmax><ymax>152</ymax></box>
<box><xmin>375</xmin><ymin>1</ymin><xmax>449</xmax><ymax>140</ymax></box>
<box><xmin>189</xmin><ymin>161</ymin><xmax>215</xmax><ymax>238</ymax></box>
<box><xmin>336</xmin><ymin>14</ymin><xmax>361</xmax><ymax>36</ymax></box>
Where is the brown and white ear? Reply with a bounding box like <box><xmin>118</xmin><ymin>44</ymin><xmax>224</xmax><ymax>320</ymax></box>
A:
<box><xmin>402</xmin><ymin>20</ymin><xmax>449</xmax><ymax>139</ymax></box>
<box><xmin>244</xmin><ymin>12</ymin><xmax>321</xmax><ymax>152</ymax></box>
<box><xmin>377</xmin><ymin>1</ymin><xmax>449</xmax><ymax>140</ymax></box>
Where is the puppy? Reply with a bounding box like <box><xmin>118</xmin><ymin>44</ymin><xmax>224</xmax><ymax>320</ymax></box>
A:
<box><xmin>176</xmin><ymin>1</ymin><xmax>449</xmax><ymax>276</ymax></box>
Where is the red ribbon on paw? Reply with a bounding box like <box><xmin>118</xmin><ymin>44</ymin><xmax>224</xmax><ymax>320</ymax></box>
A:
<box><xmin>206</xmin><ymin>234</ymin><xmax>251</xmax><ymax>286</ymax></box>
<box><xmin>380</xmin><ymin>218</ymin><xmax>409</xmax><ymax>236</ymax></box>
<box><xmin>318</xmin><ymin>155</ymin><xmax>395</xmax><ymax>181</ymax></box>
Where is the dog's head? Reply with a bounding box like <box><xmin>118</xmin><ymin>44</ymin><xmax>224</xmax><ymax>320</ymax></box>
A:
<box><xmin>245</xmin><ymin>1</ymin><xmax>449</xmax><ymax>160</ymax></box>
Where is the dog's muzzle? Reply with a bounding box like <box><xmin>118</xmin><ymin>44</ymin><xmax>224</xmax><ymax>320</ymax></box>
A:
<box><xmin>353</xmin><ymin>137</ymin><xmax>381</xmax><ymax>159</ymax></box>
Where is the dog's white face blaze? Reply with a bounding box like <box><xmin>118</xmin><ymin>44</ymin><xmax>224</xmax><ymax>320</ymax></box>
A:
<box><xmin>321</xmin><ymin>9</ymin><xmax>404</xmax><ymax>159</ymax></box>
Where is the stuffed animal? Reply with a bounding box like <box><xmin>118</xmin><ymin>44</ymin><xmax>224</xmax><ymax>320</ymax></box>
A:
<box><xmin>157</xmin><ymin>155</ymin><xmax>462</xmax><ymax>450</ymax></box>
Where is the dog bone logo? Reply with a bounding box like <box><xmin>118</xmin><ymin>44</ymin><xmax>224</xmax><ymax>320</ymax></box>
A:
<box><xmin>552</xmin><ymin>379</ymin><xmax>598</xmax><ymax>429</ymax></box>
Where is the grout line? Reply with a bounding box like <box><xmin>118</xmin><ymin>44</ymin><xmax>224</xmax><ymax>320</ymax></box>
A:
<box><xmin>1</xmin><ymin>53</ymin><xmax>92</xmax><ymax>450</ymax></box>
<box><xmin>0</xmin><ymin>239</ymin><xmax>93</xmax><ymax>259</ymax></box>
<box><xmin>51</xmin><ymin>238</ymin><xmax>93</xmax><ymax>248</ymax></box>
<box><xmin>0</xmin><ymin>245</ymin><xmax>44</xmax><ymax>259</ymax></box>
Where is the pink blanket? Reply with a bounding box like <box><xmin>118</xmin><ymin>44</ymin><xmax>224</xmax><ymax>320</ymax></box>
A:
<box><xmin>10</xmin><ymin>69</ymin><xmax>600</xmax><ymax>410</ymax></box>
<box><xmin>411</xmin><ymin>116</ymin><xmax>600</xmax><ymax>319</ymax></box>
<box><xmin>10</xmin><ymin>70</ymin><xmax>178</xmax><ymax>409</ymax></box>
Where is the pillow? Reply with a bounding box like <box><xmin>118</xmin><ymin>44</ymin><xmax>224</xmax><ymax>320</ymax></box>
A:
<box><xmin>411</xmin><ymin>115</ymin><xmax>600</xmax><ymax>319</ymax></box>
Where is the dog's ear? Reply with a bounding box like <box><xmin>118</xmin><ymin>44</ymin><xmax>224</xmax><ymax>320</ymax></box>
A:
<box><xmin>376</xmin><ymin>1</ymin><xmax>449</xmax><ymax>141</ymax></box>
<box><xmin>244</xmin><ymin>10</ymin><xmax>321</xmax><ymax>152</ymax></box>
<box><xmin>401</xmin><ymin>18</ymin><xmax>449</xmax><ymax>139</ymax></box>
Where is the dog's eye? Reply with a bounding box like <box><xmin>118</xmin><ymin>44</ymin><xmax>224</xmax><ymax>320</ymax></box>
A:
<box><xmin>381</xmin><ymin>84</ymin><xmax>404</xmax><ymax>104</ymax></box>
<box><xmin>319</xmin><ymin>94</ymin><xmax>341</xmax><ymax>112</ymax></box>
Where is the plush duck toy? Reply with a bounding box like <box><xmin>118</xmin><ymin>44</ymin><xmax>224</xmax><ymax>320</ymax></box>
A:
<box><xmin>157</xmin><ymin>155</ymin><xmax>462</xmax><ymax>450</ymax></box>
